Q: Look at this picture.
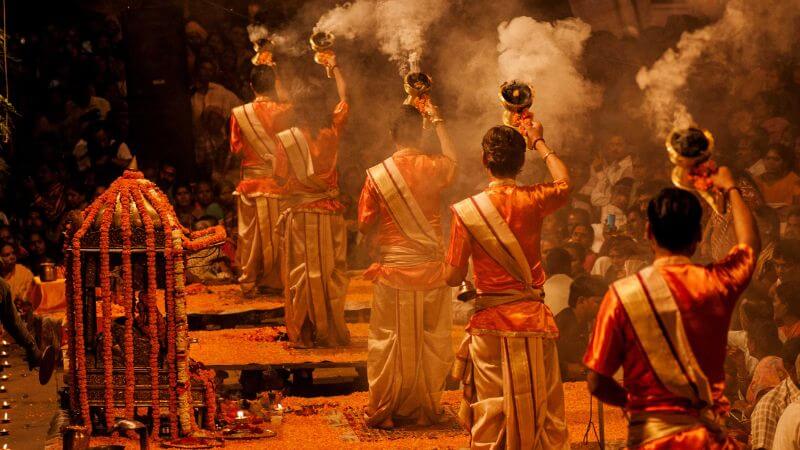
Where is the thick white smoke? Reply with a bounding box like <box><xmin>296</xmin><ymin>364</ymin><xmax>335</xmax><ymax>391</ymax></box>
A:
<box><xmin>496</xmin><ymin>17</ymin><xmax>602</xmax><ymax>147</ymax></box>
<box><xmin>314</xmin><ymin>0</ymin><xmax>448</xmax><ymax>74</ymax></box>
<box><xmin>637</xmin><ymin>0</ymin><xmax>800</xmax><ymax>135</ymax></box>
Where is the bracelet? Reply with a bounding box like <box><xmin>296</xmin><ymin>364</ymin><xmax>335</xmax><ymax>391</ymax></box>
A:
<box><xmin>724</xmin><ymin>186</ymin><xmax>741</xmax><ymax>197</ymax></box>
<box><xmin>430</xmin><ymin>117</ymin><xmax>444</xmax><ymax>125</ymax></box>
<box><xmin>531</xmin><ymin>137</ymin><xmax>545</xmax><ymax>151</ymax></box>
<box><xmin>542</xmin><ymin>151</ymin><xmax>556</xmax><ymax>162</ymax></box>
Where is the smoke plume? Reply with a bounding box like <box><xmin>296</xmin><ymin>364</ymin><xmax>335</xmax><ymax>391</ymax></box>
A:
<box><xmin>496</xmin><ymin>17</ymin><xmax>602</xmax><ymax>147</ymax></box>
<box><xmin>637</xmin><ymin>0</ymin><xmax>800</xmax><ymax>136</ymax></box>
<box><xmin>314</xmin><ymin>0</ymin><xmax>448</xmax><ymax>74</ymax></box>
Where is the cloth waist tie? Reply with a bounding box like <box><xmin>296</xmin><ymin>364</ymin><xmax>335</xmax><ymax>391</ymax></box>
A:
<box><xmin>291</xmin><ymin>188</ymin><xmax>340</xmax><ymax>203</ymax></box>
<box><xmin>627</xmin><ymin>411</ymin><xmax>725</xmax><ymax>448</ymax></box>
<box><xmin>474</xmin><ymin>288</ymin><xmax>543</xmax><ymax>311</ymax></box>
<box><xmin>242</xmin><ymin>165</ymin><xmax>273</xmax><ymax>180</ymax></box>
<box><xmin>379</xmin><ymin>245</ymin><xmax>442</xmax><ymax>267</ymax></box>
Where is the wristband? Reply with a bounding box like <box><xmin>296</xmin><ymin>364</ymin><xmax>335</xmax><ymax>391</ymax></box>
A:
<box><xmin>531</xmin><ymin>137</ymin><xmax>545</xmax><ymax>151</ymax></box>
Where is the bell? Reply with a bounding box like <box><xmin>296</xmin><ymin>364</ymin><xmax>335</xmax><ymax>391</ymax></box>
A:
<box><xmin>456</xmin><ymin>281</ymin><xmax>477</xmax><ymax>302</ymax></box>
<box><xmin>113</xmin><ymin>419</ymin><xmax>148</xmax><ymax>450</ymax></box>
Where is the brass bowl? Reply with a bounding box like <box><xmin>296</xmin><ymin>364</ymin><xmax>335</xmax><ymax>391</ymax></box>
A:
<box><xmin>499</xmin><ymin>80</ymin><xmax>533</xmax><ymax>113</ymax></box>
<box><xmin>309</xmin><ymin>31</ymin><xmax>335</xmax><ymax>52</ymax></box>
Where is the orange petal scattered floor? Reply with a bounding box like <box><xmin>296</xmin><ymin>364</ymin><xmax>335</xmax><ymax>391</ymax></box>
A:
<box><xmin>188</xmin><ymin>323</ymin><xmax>467</xmax><ymax>368</ymax></box>
<box><xmin>86</xmin><ymin>384</ymin><xmax>625</xmax><ymax>449</ymax></box>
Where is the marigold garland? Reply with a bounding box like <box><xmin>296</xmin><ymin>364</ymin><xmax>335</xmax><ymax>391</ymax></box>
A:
<box><xmin>65</xmin><ymin>170</ymin><xmax>226</xmax><ymax>437</ymax></box>
<box><xmin>145</xmin><ymin>188</ymin><xmax>179</xmax><ymax>438</ymax></box>
<box><xmin>120</xmin><ymin>185</ymin><xmax>136</xmax><ymax>420</ymax></box>
<box><xmin>71</xmin><ymin>190</ymin><xmax>106</xmax><ymax>433</ymax></box>
<box><xmin>130</xmin><ymin>187</ymin><xmax>161</xmax><ymax>438</ymax></box>
<box><xmin>99</xmin><ymin>201</ymin><xmax>115</xmax><ymax>430</ymax></box>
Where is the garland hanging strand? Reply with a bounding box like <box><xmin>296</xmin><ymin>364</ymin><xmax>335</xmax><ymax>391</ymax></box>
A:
<box><xmin>130</xmin><ymin>188</ymin><xmax>161</xmax><ymax>437</ymax></box>
<box><xmin>144</xmin><ymin>188</ymin><xmax>178</xmax><ymax>438</ymax></box>
<box><xmin>98</xmin><ymin>194</ymin><xmax>116</xmax><ymax>430</ymax></box>
<box><xmin>119</xmin><ymin>184</ymin><xmax>136</xmax><ymax>420</ymax></box>
<box><xmin>70</xmin><ymin>191</ymin><xmax>106</xmax><ymax>433</ymax></box>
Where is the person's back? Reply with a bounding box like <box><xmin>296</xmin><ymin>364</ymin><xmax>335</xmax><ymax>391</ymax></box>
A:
<box><xmin>364</xmin><ymin>149</ymin><xmax>455</xmax><ymax>250</ymax></box>
<box><xmin>446</xmin><ymin>123</ymin><xmax>571</xmax><ymax>449</ymax></box>
<box><xmin>588</xmin><ymin>247</ymin><xmax>755</xmax><ymax>415</ymax></box>
<box><xmin>585</xmin><ymin>172</ymin><xmax>760</xmax><ymax>448</ymax></box>
<box><xmin>358</xmin><ymin>103</ymin><xmax>458</xmax><ymax>429</ymax></box>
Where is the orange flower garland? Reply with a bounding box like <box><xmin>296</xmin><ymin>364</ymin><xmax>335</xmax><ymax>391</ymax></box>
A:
<box><xmin>70</xmin><ymin>190</ymin><xmax>106</xmax><ymax>433</ymax></box>
<box><xmin>65</xmin><ymin>170</ymin><xmax>226</xmax><ymax>437</ymax></box>
<box><xmin>181</xmin><ymin>226</ymin><xmax>226</xmax><ymax>252</ymax></box>
<box><xmin>130</xmin><ymin>187</ymin><xmax>161</xmax><ymax>437</ymax></box>
<box><xmin>99</xmin><ymin>201</ymin><xmax>115</xmax><ymax>430</ymax></box>
<box><xmin>119</xmin><ymin>185</ymin><xmax>136</xmax><ymax>420</ymax></box>
<box><xmin>145</xmin><ymin>188</ymin><xmax>179</xmax><ymax>438</ymax></box>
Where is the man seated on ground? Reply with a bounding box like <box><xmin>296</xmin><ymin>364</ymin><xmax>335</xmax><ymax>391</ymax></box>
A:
<box><xmin>0</xmin><ymin>244</ymin><xmax>34</xmax><ymax>303</ymax></box>
<box><xmin>543</xmin><ymin>247</ymin><xmax>573</xmax><ymax>316</ymax></box>
<box><xmin>556</xmin><ymin>274</ymin><xmax>605</xmax><ymax>381</ymax></box>
<box><xmin>750</xmin><ymin>338</ymin><xmax>800</xmax><ymax>450</ymax></box>
<box><xmin>0</xmin><ymin>275</ymin><xmax>42</xmax><ymax>368</ymax></box>
<box><xmin>774</xmin><ymin>280</ymin><xmax>800</xmax><ymax>342</ymax></box>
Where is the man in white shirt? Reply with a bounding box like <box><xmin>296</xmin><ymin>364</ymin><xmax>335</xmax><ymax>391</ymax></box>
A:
<box><xmin>773</xmin><ymin>355</ymin><xmax>800</xmax><ymax>450</ymax></box>
<box><xmin>190</xmin><ymin>59</ymin><xmax>241</xmax><ymax>134</ymax></box>
<box><xmin>589</xmin><ymin>134</ymin><xmax>633</xmax><ymax>209</ymax></box>
<box><xmin>543</xmin><ymin>247</ymin><xmax>573</xmax><ymax>316</ymax></box>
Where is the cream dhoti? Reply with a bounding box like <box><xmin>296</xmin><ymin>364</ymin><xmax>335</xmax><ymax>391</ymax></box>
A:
<box><xmin>236</xmin><ymin>192</ymin><xmax>285</xmax><ymax>293</ymax></box>
<box><xmin>281</xmin><ymin>208</ymin><xmax>350</xmax><ymax>347</ymax></box>
<box><xmin>366</xmin><ymin>247</ymin><xmax>454</xmax><ymax>427</ymax></box>
<box><xmin>454</xmin><ymin>327</ymin><xmax>568</xmax><ymax>450</ymax></box>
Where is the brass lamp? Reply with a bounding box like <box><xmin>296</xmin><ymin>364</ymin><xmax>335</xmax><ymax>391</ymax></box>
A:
<box><xmin>309</xmin><ymin>31</ymin><xmax>336</xmax><ymax>78</ymax></box>
<box><xmin>666</xmin><ymin>127</ymin><xmax>723</xmax><ymax>214</ymax></box>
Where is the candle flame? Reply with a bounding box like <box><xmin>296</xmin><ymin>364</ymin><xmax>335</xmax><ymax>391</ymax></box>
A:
<box><xmin>277</xmin><ymin>404</ymin><xmax>283</xmax><ymax>410</ymax></box>
<box><xmin>236</xmin><ymin>410</ymin><xmax>245</xmax><ymax>419</ymax></box>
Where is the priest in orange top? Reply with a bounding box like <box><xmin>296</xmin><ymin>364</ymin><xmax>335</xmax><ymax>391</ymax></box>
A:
<box><xmin>584</xmin><ymin>162</ymin><xmax>760</xmax><ymax>448</ymax></box>
<box><xmin>277</xmin><ymin>51</ymin><xmax>350</xmax><ymax>347</ymax></box>
<box><xmin>445</xmin><ymin>122</ymin><xmax>571</xmax><ymax>449</ymax></box>
<box><xmin>229</xmin><ymin>64</ymin><xmax>292</xmax><ymax>297</ymax></box>
<box><xmin>357</xmin><ymin>102</ymin><xmax>458</xmax><ymax>428</ymax></box>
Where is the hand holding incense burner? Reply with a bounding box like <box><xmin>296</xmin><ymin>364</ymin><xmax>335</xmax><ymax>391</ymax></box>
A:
<box><xmin>310</xmin><ymin>31</ymin><xmax>336</xmax><ymax>78</ymax></box>
<box><xmin>403</xmin><ymin>72</ymin><xmax>440</xmax><ymax>126</ymax></box>
<box><xmin>248</xmin><ymin>23</ymin><xmax>274</xmax><ymax>67</ymax></box>
<box><xmin>666</xmin><ymin>127</ymin><xmax>724</xmax><ymax>215</ymax></box>
<box><xmin>500</xmin><ymin>81</ymin><xmax>534</xmax><ymax>144</ymax></box>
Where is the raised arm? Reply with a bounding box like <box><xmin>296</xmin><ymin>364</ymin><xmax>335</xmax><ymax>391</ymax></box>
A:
<box><xmin>420</xmin><ymin>101</ymin><xmax>457</xmax><ymax>164</ymax></box>
<box><xmin>332</xmin><ymin>64</ymin><xmax>347</xmax><ymax>103</ymax></box>
<box><xmin>711</xmin><ymin>167</ymin><xmax>761</xmax><ymax>254</ymax></box>
<box><xmin>526</xmin><ymin>121</ymin><xmax>570</xmax><ymax>185</ymax></box>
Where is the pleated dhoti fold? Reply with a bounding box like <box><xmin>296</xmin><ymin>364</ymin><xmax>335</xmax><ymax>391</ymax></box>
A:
<box><xmin>236</xmin><ymin>194</ymin><xmax>285</xmax><ymax>293</ymax></box>
<box><xmin>282</xmin><ymin>210</ymin><xmax>350</xmax><ymax>347</ymax></box>
<box><xmin>454</xmin><ymin>333</ymin><xmax>569</xmax><ymax>450</ymax></box>
<box><xmin>366</xmin><ymin>283</ymin><xmax>454</xmax><ymax>427</ymax></box>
